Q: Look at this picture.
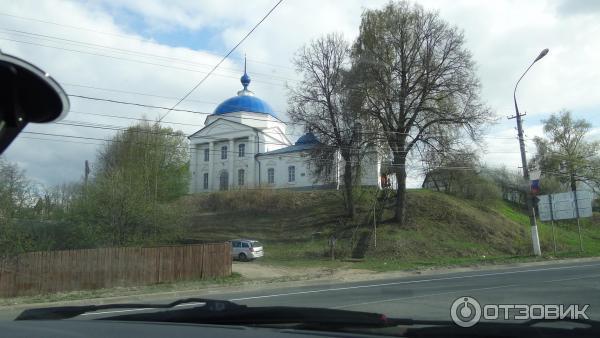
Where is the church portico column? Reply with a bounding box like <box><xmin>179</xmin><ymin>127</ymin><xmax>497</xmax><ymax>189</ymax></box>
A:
<box><xmin>189</xmin><ymin>142</ymin><xmax>197</xmax><ymax>193</ymax></box>
<box><xmin>228</xmin><ymin>139</ymin><xmax>234</xmax><ymax>188</ymax></box>
<box><xmin>248</xmin><ymin>134</ymin><xmax>256</xmax><ymax>188</ymax></box>
<box><xmin>208</xmin><ymin>141</ymin><xmax>214</xmax><ymax>190</ymax></box>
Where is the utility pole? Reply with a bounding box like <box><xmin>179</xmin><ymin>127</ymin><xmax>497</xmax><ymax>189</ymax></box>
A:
<box><xmin>509</xmin><ymin>48</ymin><xmax>549</xmax><ymax>256</ymax></box>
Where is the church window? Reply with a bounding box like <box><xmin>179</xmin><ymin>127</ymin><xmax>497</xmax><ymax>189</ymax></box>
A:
<box><xmin>221</xmin><ymin>146</ymin><xmax>228</xmax><ymax>160</ymax></box>
<box><xmin>219</xmin><ymin>171</ymin><xmax>229</xmax><ymax>190</ymax></box>
<box><xmin>267</xmin><ymin>168</ymin><xmax>275</xmax><ymax>184</ymax></box>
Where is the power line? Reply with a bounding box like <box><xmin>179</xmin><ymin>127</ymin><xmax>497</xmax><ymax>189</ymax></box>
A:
<box><xmin>159</xmin><ymin>0</ymin><xmax>285</xmax><ymax>121</ymax></box>
<box><xmin>67</xmin><ymin>94</ymin><xmax>305</xmax><ymax>127</ymax></box>
<box><xmin>63</xmin><ymin>84</ymin><xmax>535</xmax><ymax>142</ymax></box>
<box><xmin>64</xmin><ymin>83</ymin><xmax>289</xmax><ymax>115</ymax></box>
<box><xmin>1</xmin><ymin>19</ymin><xmax>552</xmax><ymax>142</ymax></box>
<box><xmin>17</xmin><ymin>131</ymin><xmax>363</xmax><ymax>164</ymax></box>
<box><xmin>0</xmin><ymin>11</ymin><xmax>296</xmax><ymax>71</ymax></box>
<box><xmin>26</xmin><ymin>120</ymin><xmax>524</xmax><ymax>157</ymax></box>
<box><xmin>67</xmin><ymin>94</ymin><xmax>532</xmax><ymax>140</ymax></box>
<box><xmin>2</xmin><ymin>29</ymin><xmax>542</xmax><ymax>141</ymax></box>
<box><xmin>0</xmin><ymin>28</ymin><xmax>298</xmax><ymax>82</ymax></box>
<box><xmin>68</xmin><ymin>94</ymin><xmax>208</xmax><ymax>114</ymax></box>
<box><xmin>19</xmin><ymin>136</ymin><xmax>103</xmax><ymax>146</ymax></box>
<box><xmin>52</xmin><ymin>120</ymin><xmax>371</xmax><ymax>152</ymax></box>
<box><xmin>64</xmin><ymin>83</ymin><xmax>225</xmax><ymax>106</ymax></box>
<box><xmin>63</xmin><ymin>84</ymin><xmax>537</xmax><ymax>140</ymax></box>
<box><xmin>0</xmin><ymin>36</ymin><xmax>287</xmax><ymax>87</ymax></box>
<box><xmin>70</xmin><ymin>110</ymin><xmax>520</xmax><ymax>146</ymax></box>
<box><xmin>70</xmin><ymin>110</ymin><xmax>205</xmax><ymax>128</ymax></box>
<box><xmin>0</xmin><ymin>28</ymin><xmax>297</xmax><ymax>81</ymax></box>
<box><xmin>17</xmin><ymin>132</ymin><xmax>485</xmax><ymax>170</ymax></box>
<box><xmin>68</xmin><ymin>94</ymin><xmax>330</xmax><ymax>130</ymax></box>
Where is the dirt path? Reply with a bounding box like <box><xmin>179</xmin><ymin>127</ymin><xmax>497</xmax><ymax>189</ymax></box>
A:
<box><xmin>233</xmin><ymin>261</ymin><xmax>379</xmax><ymax>282</ymax></box>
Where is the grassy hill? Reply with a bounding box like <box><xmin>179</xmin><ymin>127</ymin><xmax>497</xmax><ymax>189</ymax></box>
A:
<box><xmin>180</xmin><ymin>189</ymin><xmax>599</xmax><ymax>271</ymax></box>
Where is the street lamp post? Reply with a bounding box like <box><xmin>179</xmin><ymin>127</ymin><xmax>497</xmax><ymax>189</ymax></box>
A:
<box><xmin>510</xmin><ymin>48</ymin><xmax>549</xmax><ymax>256</ymax></box>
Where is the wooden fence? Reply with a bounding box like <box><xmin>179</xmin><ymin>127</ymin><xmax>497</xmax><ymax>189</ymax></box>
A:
<box><xmin>0</xmin><ymin>243</ymin><xmax>232</xmax><ymax>298</ymax></box>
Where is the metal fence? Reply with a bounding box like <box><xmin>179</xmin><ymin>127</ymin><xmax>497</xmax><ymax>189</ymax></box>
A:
<box><xmin>0</xmin><ymin>243</ymin><xmax>232</xmax><ymax>298</ymax></box>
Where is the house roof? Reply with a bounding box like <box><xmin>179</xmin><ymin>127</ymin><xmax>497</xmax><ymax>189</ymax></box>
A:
<box><xmin>258</xmin><ymin>143</ymin><xmax>317</xmax><ymax>156</ymax></box>
<box><xmin>187</xmin><ymin>116</ymin><xmax>258</xmax><ymax>140</ymax></box>
<box><xmin>257</xmin><ymin>132</ymin><xmax>320</xmax><ymax>156</ymax></box>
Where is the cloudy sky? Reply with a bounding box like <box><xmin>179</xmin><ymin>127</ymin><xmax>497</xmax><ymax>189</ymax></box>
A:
<box><xmin>2</xmin><ymin>0</ymin><xmax>599</xmax><ymax>188</ymax></box>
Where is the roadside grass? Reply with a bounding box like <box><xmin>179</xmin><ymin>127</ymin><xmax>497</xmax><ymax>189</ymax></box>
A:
<box><xmin>183</xmin><ymin>189</ymin><xmax>599</xmax><ymax>272</ymax></box>
<box><xmin>5</xmin><ymin>189</ymin><xmax>595</xmax><ymax>304</ymax></box>
<box><xmin>497</xmin><ymin>201</ymin><xmax>600</xmax><ymax>255</ymax></box>
<box><xmin>0</xmin><ymin>273</ymin><xmax>243</xmax><ymax>307</ymax></box>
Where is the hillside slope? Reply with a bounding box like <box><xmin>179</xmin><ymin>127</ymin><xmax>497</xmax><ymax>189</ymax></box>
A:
<box><xmin>181</xmin><ymin>189</ymin><xmax>599</xmax><ymax>270</ymax></box>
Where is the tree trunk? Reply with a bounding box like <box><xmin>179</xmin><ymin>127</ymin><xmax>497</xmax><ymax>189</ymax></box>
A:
<box><xmin>343</xmin><ymin>154</ymin><xmax>355</xmax><ymax>218</ymax></box>
<box><xmin>432</xmin><ymin>176</ymin><xmax>440</xmax><ymax>192</ymax></box>
<box><xmin>394</xmin><ymin>156</ymin><xmax>407</xmax><ymax>225</ymax></box>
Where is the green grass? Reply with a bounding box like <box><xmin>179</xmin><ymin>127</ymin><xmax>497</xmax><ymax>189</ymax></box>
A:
<box><xmin>8</xmin><ymin>189</ymin><xmax>595</xmax><ymax>304</ymax></box>
<box><xmin>182</xmin><ymin>189</ymin><xmax>599</xmax><ymax>271</ymax></box>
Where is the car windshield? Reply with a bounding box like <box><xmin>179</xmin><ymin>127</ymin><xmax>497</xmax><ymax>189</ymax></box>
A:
<box><xmin>1</xmin><ymin>0</ymin><xmax>599</xmax><ymax>335</ymax></box>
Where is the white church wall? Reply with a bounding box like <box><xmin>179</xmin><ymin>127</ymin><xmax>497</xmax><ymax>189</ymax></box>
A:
<box><xmin>257</xmin><ymin>152</ymin><xmax>320</xmax><ymax>189</ymax></box>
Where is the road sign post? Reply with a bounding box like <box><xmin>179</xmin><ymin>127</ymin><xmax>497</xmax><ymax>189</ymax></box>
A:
<box><xmin>573</xmin><ymin>189</ymin><xmax>583</xmax><ymax>252</ymax></box>
<box><xmin>538</xmin><ymin>190</ymin><xmax>593</xmax><ymax>253</ymax></box>
<box><xmin>549</xmin><ymin>194</ymin><xmax>556</xmax><ymax>255</ymax></box>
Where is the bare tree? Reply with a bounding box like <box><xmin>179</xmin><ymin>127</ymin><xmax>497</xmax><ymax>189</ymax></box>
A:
<box><xmin>288</xmin><ymin>33</ymin><xmax>370</xmax><ymax>218</ymax></box>
<box><xmin>351</xmin><ymin>1</ymin><xmax>491</xmax><ymax>224</ymax></box>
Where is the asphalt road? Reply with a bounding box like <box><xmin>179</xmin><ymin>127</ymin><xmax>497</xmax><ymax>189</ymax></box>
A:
<box><xmin>2</xmin><ymin>259</ymin><xmax>600</xmax><ymax>322</ymax></box>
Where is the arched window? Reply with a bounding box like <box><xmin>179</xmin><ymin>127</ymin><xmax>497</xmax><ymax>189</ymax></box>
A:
<box><xmin>219</xmin><ymin>171</ymin><xmax>229</xmax><ymax>190</ymax></box>
<box><xmin>238</xmin><ymin>169</ymin><xmax>245</xmax><ymax>186</ymax></box>
<box><xmin>203</xmin><ymin>173</ymin><xmax>209</xmax><ymax>189</ymax></box>
<box><xmin>288</xmin><ymin>166</ymin><xmax>296</xmax><ymax>182</ymax></box>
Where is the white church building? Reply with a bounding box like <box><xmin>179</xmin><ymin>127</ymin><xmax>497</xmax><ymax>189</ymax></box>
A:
<box><xmin>188</xmin><ymin>68</ymin><xmax>390</xmax><ymax>193</ymax></box>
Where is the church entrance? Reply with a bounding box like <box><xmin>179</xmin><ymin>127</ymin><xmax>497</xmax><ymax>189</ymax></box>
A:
<box><xmin>219</xmin><ymin>171</ymin><xmax>229</xmax><ymax>191</ymax></box>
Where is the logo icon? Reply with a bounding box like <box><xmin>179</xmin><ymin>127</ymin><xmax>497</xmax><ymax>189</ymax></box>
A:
<box><xmin>451</xmin><ymin>296</ymin><xmax>481</xmax><ymax>327</ymax></box>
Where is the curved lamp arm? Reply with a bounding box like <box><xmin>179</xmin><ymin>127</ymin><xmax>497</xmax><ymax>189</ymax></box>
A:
<box><xmin>513</xmin><ymin>48</ymin><xmax>549</xmax><ymax>116</ymax></box>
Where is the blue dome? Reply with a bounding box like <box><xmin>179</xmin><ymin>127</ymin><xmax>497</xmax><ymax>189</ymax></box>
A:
<box><xmin>213</xmin><ymin>95</ymin><xmax>276</xmax><ymax>116</ymax></box>
<box><xmin>295</xmin><ymin>132</ymin><xmax>319</xmax><ymax>145</ymax></box>
<box><xmin>212</xmin><ymin>64</ymin><xmax>277</xmax><ymax>118</ymax></box>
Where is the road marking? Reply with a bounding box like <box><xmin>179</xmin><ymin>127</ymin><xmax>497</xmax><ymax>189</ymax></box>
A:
<box><xmin>229</xmin><ymin>263</ymin><xmax>600</xmax><ymax>302</ymax></box>
<box><xmin>332</xmin><ymin>273</ymin><xmax>600</xmax><ymax>309</ymax></box>
<box><xmin>79</xmin><ymin>262</ymin><xmax>600</xmax><ymax>317</ymax></box>
<box><xmin>333</xmin><ymin>284</ymin><xmax>520</xmax><ymax>309</ymax></box>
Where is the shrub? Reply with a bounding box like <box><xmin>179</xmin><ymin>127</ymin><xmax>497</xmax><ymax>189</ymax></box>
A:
<box><xmin>191</xmin><ymin>189</ymin><xmax>306</xmax><ymax>215</ymax></box>
<box><xmin>460</xmin><ymin>177</ymin><xmax>502</xmax><ymax>203</ymax></box>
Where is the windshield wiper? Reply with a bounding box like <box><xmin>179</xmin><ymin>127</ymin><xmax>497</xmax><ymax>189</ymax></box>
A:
<box><xmin>17</xmin><ymin>298</ymin><xmax>600</xmax><ymax>336</ymax></box>
<box><xmin>15</xmin><ymin>298</ymin><xmax>237</xmax><ymax>320</ymax></box>
<box><xmin>16</xmin><ymin>297</ymin><xmax>399</xmax><ymax>328</ymax></box>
